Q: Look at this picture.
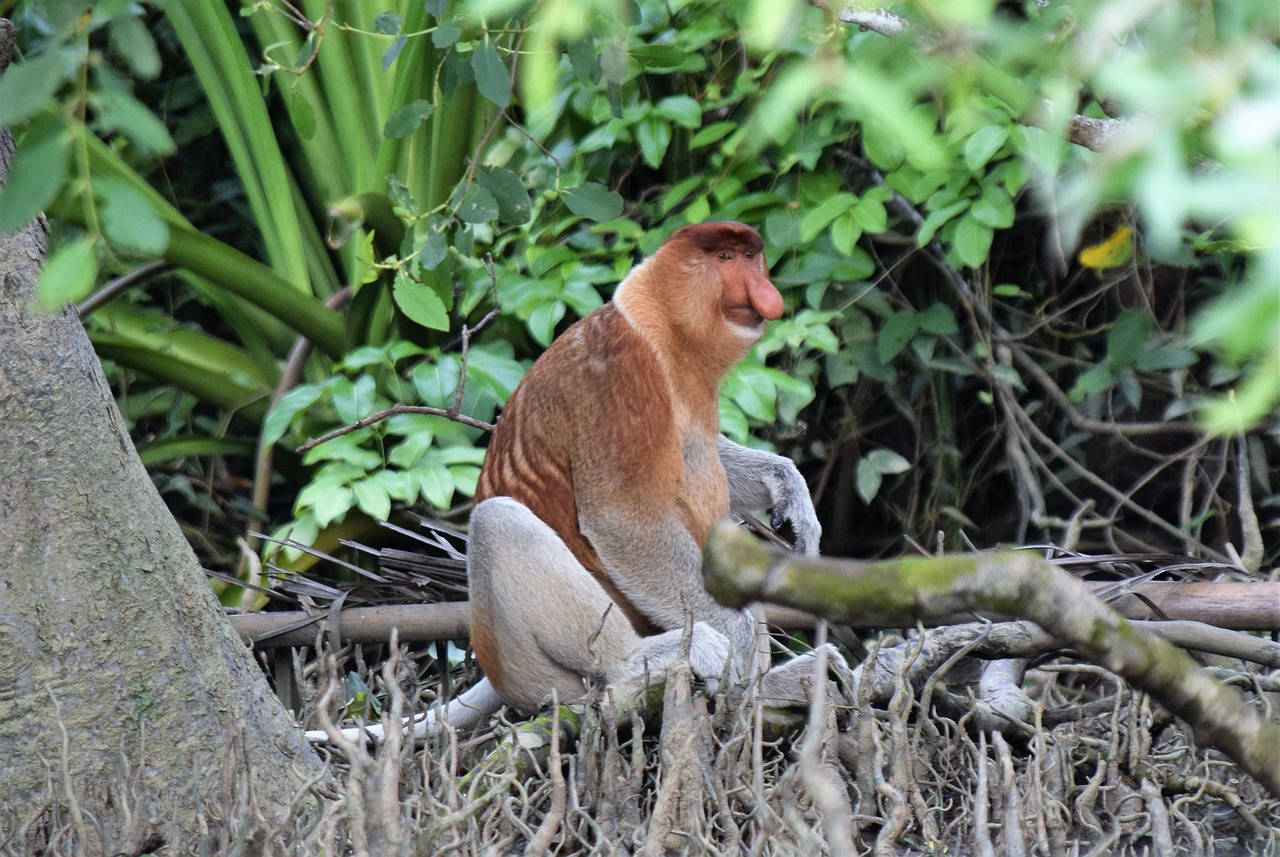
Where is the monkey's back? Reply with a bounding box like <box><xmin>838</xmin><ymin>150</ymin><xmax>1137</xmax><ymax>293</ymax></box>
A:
<box><xmin>474</xmin><ymin>302</ymin><xmax>680</xmax><ymax>635</ymax></box>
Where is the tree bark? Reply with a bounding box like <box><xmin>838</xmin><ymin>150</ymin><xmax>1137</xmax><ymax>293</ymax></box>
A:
<box><xmin>0</xmin><ymin>21</ymin><xmax>325</xmax><ymax>853</ymax></box>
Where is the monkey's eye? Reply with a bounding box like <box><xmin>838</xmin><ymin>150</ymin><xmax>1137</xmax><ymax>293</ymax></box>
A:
<box><xmin>718</xmin><ymin>251</ymin><xmax>732</xmax><ymax>261</ymax></box>
<box><xmin>744</xmin><ymin>249</ymin><xmax>756</xmax><ymax>259</ymax></box>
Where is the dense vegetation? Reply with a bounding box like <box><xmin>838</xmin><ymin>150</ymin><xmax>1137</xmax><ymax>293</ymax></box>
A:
<box><xmin>1</xmin><ymin>0</ymin><xmax>1274</xmax><ymax>580</ymax></box>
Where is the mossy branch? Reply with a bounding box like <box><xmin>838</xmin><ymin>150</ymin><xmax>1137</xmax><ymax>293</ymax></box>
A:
<box><xmin>702</xmin><ymin>521</ymin><xmax>1280</xmax><ymax>796</ymax></box>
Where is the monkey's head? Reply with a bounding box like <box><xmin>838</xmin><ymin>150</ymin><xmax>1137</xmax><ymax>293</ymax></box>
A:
<box><xmin>640</xmin><ymin>221</ymin><xmax>784</xmax><ymax>344</ymax></box>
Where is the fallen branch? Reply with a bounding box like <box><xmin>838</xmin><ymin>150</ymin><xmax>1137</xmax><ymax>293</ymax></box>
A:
<box><xmin>227</xmin><ymin>579</ymin><xmax>1280</xmax><ymax>649</ymax></box>
<box><xmin>701</xmin><ymin>522</ymin><xmax>1280</xmax><ymax>796</ymax></box>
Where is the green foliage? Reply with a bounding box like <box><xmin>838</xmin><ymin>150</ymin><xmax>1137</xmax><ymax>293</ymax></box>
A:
<box><xmin>7</xmin><ymin>0</ymin><xmax>1276</xmax><ymax>568</ymax></box>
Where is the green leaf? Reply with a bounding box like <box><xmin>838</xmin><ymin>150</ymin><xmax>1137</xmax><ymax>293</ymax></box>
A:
<box><xmin>655</xmin><ymin>95</ymin><xmax>701</xmax><ymax>129</ymax></box>
<box><xmin>0</xmin><ymin>49</ymin><xmax>69</xmax><ymax>127</ymax></box>
<box><xmin>831</xmin><ymin>212</ymin><xmax>863</xmax><ymax>255</ymax></box>
<box><xmin>332</xmin><ymin>375</ymin><xmax>376</xmax><ymax>424</ymax></box>
<box><xmin>477</xmin><ymin>166</ymin><xmax>532</xmax><ymax>224</ymax></box>
<box><xmin>374</xmin><ymin>12</ymin><xmax>402</xmax><ymax>34</ymax></box>
<box><xmin>877</xmin><ymin>310</ymin><xmax>919</xmax><ymax>364</ymax></box>
<box><xmin>384</xmin><ymin>99</ymin><xmax>435</xmax><ymax>139</ymax></box>
<box><xmin>352</xmin><ymin>478</ymin><xmax>391</xmax><ymax>521</ymax></box>
<box><xmin>918</xmin><ymin>303</ymin><xmax>959</xmax><ymax>335</ymax></box>
<box><xmin>262</xmin><ymin>384</ymin><xmax>326</xmax><ymax>447</ymax></box>
<box><xmin>36</xmin><ymin>237</ymin><xmax>98</xmax><ymax>311</ymax></box>
<box><xmin>97</xmin><ymin>178</ymin><xmax>169</xmax><ymax>255</ymax></box>
<box><xmin>417</xmin><ymin>461</ymin><xmax>455</xmax><ymax>509</ymax></box>
<box><xmin>311</xmin><ymin>484</ymin><xmax>355</xmax><ymax>527</ymax></box>
<box><xmin>849</xmin><ymin>197</ymin><xmax>887</xmax><ymax>233</ymax></box>
<box><xmin>527</xmin><ymin>301</ymin><xmax>566</xmax><ymax>347</ymax></box>
<box><xmin>1135</xmin><ymin>344</ymin><xmax>1198</xmax><ymax>371</ymax></box>
<box><xmin>393</xmin><ymin>272</ymin><xmax>450</xmax><ymax>331</ymax></box>
<box><xmin>1069</xmin><ymin>364</ymin><xmax>1114</xmax><ymax>401</ymax></box>
<box><xmin>953</xmin><ymin>215</ymin><xmax>994</xmax><ymax>268</ymax></box>
<box><xmin>108</xmin><ymin>15</ymin><xmax>161</xmax><ymax>80</ymax></box>
<box><xmin>856</xmin><ymin>448</ymin><xmax>910</xmax><ymax>504</ymax></box>
<box><xmin>432</xmin><ymin>19</ymin><xmax>462</xmax><ymax>49</ymax></box>
<box><xmin>690</xmin><ymin>121</ymin><xmax>735</xmax><ymax>148</ymax></box>
<box><xmin>418</xmin><ymin>229</ymin><xmax>449</xmax><ymax>270</ymax></box>
<box><xmin>471</xmin><ymin>38</ymin><xmax>511</xmax><ymax>109</ymax></box>
<box><xmin>636</xmin><ymin>115</ymin><xmax>672</xmax><ymax>168</ymax></box>
<box><xmin>800</xmin><ymin>193</ymin><xmax>857</xmax><ymax>242</ymax></box>
<box><xmin>562</xmin><ymin>182</ymin><xmax>623</xmax><ymax>221</ymax></box>
<box><xmin>916</xmin><ymin>199</ymin><xmax>969</xmax><ymax>246</ymax></box>
<box><xmin>0</xmin><ymin>116</ymin><xmax>69</xmax><ymax>234</ymax></box>
<box><xmin>629</xmin><ymin>44</ymin><xmax>685</xmax><ymax>70</ymax></box>
<box><xmin>964</xmin><ymin>125</ymin><xmax>1009</xmax><ymax>172</ymax></box>
<box><xmin>1106</xmin><ymin>308</ymin><xmax>1151</xmax><ymax>371</ymax></box>
<box><xmin>290</xmin><ymin>89</ymin><xmax>316</xmax><ymax>141</ymax></box>
<box><xmin>454</xmin><ymin>185</ymin><xmax>499</xmax><ymax>224</ymax></box>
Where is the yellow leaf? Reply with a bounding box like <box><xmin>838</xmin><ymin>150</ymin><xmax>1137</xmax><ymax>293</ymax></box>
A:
<box><xmin>1078</xmin><ymin>226</ymin><xmax>1134</xmax><ymax>269</ymax></box>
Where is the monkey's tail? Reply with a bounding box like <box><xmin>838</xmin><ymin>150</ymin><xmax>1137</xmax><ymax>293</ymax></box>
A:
<box><xmin>303</xmin><ymin>677</ymin><xmax>504</xmax><ymax>744</ymax></box>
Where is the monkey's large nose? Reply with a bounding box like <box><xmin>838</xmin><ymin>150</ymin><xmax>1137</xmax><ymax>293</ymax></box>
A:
<box><xmin>749</xmin><ymin>277</ymin><xmax>784</xmax><ymax>321</ymax></box>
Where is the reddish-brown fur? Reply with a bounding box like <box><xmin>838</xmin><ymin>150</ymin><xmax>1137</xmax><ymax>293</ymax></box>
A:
<box><xmin>472</xmin><ymin>222</ymin><xmax>782</xmax><ymax>696</ymax></box>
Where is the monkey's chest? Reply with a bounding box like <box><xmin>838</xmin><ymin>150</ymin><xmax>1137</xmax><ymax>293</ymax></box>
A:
<box><xmin>678</xmin><ymin>436</ymin><xmax>730</xmax><ymax>546</ymax></box>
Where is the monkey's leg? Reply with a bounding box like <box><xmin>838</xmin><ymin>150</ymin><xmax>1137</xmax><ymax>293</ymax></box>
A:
<box><xmin>469</xmin><ymin>497</ymin><xmax>732</xmax><ymax>713</ymax></box>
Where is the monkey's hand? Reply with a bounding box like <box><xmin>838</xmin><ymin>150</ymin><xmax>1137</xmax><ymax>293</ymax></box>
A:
<box><xmin>717</xmin><ymin>436</ymin><xmax>822</xmax><ymax>555</ymax></box>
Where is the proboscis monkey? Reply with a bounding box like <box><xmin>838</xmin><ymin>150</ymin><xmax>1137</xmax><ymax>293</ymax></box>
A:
<box><xmin>308</xmin><ymin>222</ymin><xmax>840</xmax><ymax>743</ymax></box>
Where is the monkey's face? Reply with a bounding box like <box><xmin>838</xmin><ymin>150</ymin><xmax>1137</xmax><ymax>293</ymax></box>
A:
<box><xmin>667</xmin><ymin>221</ymin><xmax>783</xmax><ymax>340</ymax></box>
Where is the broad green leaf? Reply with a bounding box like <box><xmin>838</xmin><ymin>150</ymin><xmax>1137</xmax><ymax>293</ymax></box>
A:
<box><xmin>1135</xmin><ymin>344</ymin><xmax>1198</xmax><ymax>371</ymax></box>
<box><xmin>800</xmin><ymin>193</ymin><xmax>857</xmax><ymax>242</ymax></box>
<box><xmin>417</xmin><ymin>461</ymin><xmax>455</xmax><ymax>509</ymax></box>
<box><xmin>432</xmin><ymin>19</ymin><xmax>462</xmax><ymax>48</ymax></box>
<box><xmin>311</xmin><ymin>484</ymin><xmax>355</xmax><ymax>527</ymax></box>
<box><xmin>290</xmin><ymin>90</ymin><xmax>316</xmax><ymax>141</ymax></box>
<box><xmin>856</xmin><ymin>448</ymin><xmax>911</xmax><ymax>503</ymax></box>
<box><xmin>262</xmin><ymin>384</ymin><xmax>327</xmax><ymax>447</ymax></box>
<box><xmin>916</xmin><ymin>199</ymin><xmax>969</xmax><ymax>246</ymax></box>
<box><xmin>418</xmin><ymin>229</ymin><xmax>449</xmax><ymax>270</ymax></box>
<box><xmin>472</xmin><ymin>38</ymin><xmax>511</xmax><ymax>109</ymax></box>
<box><xmin>36</xmin><ymin>237</ymin><xmax>98</xmax><ymax>311</ymax></box>
<box><xmin>0</xmin><ymin>116</ymin><xmax>69</xmax><ymax>234</ymax></box>
<box><xmin>393</xmin><ymin>272</ymin><xmax>450</xmax><ymax>331</ymax></box>
<box><xmin>107</xmin><ymin>15</ymin><xmax>161</xmax><ymax>80</ymax></box>
<box><xmin>92</xmin><ymin>85</ymin><xmax>175</xmax><ymax>155</ymax></box>
<box><xmin>563</xmin><ymin>182</ymin><xmax>623</xmax><ymax>221</ymax></box>
<box><xmin>655</xmin><ymin>95</ymin><xmax>701</xmax><ymax>129</ymax></box>
<box><xmin>384</xmin><ymin>99</ymin><xmax>435</xmax><ymax>139</ymax></box>
<box><xmin>636</xmin><ymin>115</ymin><xmax>672</xmax><ymax>168</ymax></box>
<box><xmin>1106</xmin><ymin>308</ymin><xmax>1151</xmax><ymax>371</ymax></box>
<box><xmin>690</xmin><ymin>121</ymin><xmax>735</xmax><ymax>149</ymax></box>
<box><xmin>1069</xmin><ymin>364</ymin><xmax>1114</xmax><ymax>401</ymax></box>
<box><xmin>0</xmin><ymin>49</ymin><xmax>70</xmax><ymax>127</ymax></box>
<box><xmin>953</xmin><ymin>215</ymin><xmax>993</xmax><ymax>269</ymax></box>
<box><xmin>964</xmin><ymin>125</ymin><xmax>1009</xmax><ymax>172</ymax></box>
<box><xmin>352</xmin><ymin>478</ymin><xmax>391</xmax><ymax>521</ymax></box>
<box><xmin>454</xmin><ymin>185</ymin><xmax>499</xmax><ymax>224</ymax></box>
<box><xmin>332</xmin><ymin>375</ymin><xmax>376</xmax><ymax>424</ymax></box>
<box><xmin>831</xmin><ymin>212</ymin><xmax>863</xmax><ymax>255</ymax></box>
<box><xmin>567</xmin><ymin>37</ymin><xmax>599</xmax><ymax>82</ymax></box>
<box><xmin>97</xmin><ymin>178</ymin><xmax>169</xmax><ymax>254</ymax></box>
<box><xmin>374</xmin><ymin>11</ymin><xmax>402</xmax><ymax>34</ymax></box>
<box><xmin>389</xmin><ymin>432</ymin><xmax>434</xmax><ymax>469</ymax></box>
<box><xmin>918</xmin><ymin>303</ymin><xmax>959</xmax><ymax>335</ymax></box>
<box><xmin>629</xmin><ymin>44</ymin><xmax>685</xmax><ymax>70</ymax></box>
<box><xmin>849</xmin><ymin>197</ymin><xmax>888</xmax><ymax>233</ymax></box>
<box><xmin>477</xmin><ymin>166</ymin><xmax>532</xmax><ymax>224</ymax></box>
<box><xmin>527</xmin><ymin>301</ymin><xmax>566</xmax><ymax>347</ymax></box>
<box><xmin>877</xmin><ymin>310</ymin><xmax>919</xmax><ymax>364</ymax></box>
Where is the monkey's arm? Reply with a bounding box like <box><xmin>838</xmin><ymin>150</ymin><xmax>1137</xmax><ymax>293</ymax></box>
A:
<box><xmin>716</xmin><ymin>435</ymin><xmax>821</xmax><ymax>555</ymax></box>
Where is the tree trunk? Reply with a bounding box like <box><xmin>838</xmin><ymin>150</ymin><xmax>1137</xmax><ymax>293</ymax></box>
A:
<box><xmin>0</xmin><ymin>21</ymin><xmax>326</xmax><ymax>854</ymax></box>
